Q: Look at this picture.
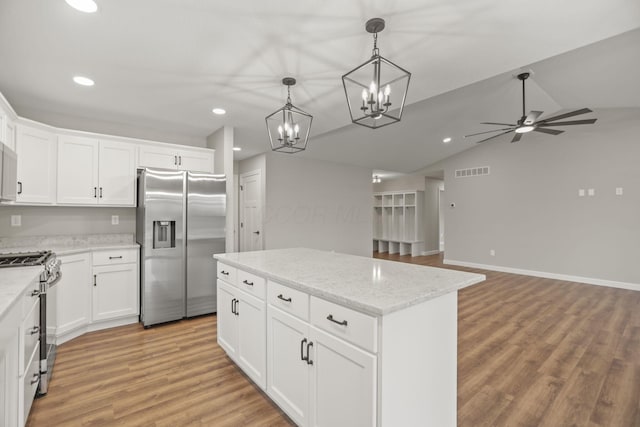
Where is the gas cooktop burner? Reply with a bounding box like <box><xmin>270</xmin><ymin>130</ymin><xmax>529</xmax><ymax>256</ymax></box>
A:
<box><xmin>0</xmin><ymin>250</ymin><xmax>53</xmax><ymax>267</ymax></box>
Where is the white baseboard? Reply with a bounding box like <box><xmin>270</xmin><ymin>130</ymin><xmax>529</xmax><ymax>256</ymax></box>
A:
<box><xmin>55</xmin><ymin>315</ymin><xmax>139</xmax><ymax>346</ymax></box>
<box><xmin>421</xmin><ymin>250</ymin><xmax>441</xmax><ymax>256</ymax></box>
<box><xmin>443</xmin><ymin>259</ymin><xmax>640</xmax><ymax>292</ymax></box>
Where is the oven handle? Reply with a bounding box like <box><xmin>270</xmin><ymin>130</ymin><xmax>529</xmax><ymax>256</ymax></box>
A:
<box><xmin>47</xmin><ymin>271</ymin><xmax>63</xmax><ymax>287</ymax></box>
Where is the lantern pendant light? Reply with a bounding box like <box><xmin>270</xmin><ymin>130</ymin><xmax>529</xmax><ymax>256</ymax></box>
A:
<box><xmin>265</xmin><ymin>77</ymin><xmax>313</xmax><ymax>154</ymax></box>
<box><xmin>342</xmin><ymin>18</ymin><xmax>411</xmax><ymax>129</ymax></box>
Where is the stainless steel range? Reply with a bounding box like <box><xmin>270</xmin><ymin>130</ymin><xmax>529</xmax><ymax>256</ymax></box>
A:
<box><xmin>0</xmin><ymin>250</ymin><xmax>62</xmax><ymax>396</ymax></box>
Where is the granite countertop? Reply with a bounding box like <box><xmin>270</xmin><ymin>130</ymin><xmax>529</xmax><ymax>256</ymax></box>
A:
<box><xmin>215</xmin><ymin>248</ymin><xmax>485</xmax><ymax>316</ymax></box>
<box><xmin>0</xmin><ymin>234</ymin><xmax>139</xmax><ymax>256</ymax></box>
<box><xmin>0</xmin><ymin>266</ymin><xmax>42</xmax><ymax>321</ymax></box>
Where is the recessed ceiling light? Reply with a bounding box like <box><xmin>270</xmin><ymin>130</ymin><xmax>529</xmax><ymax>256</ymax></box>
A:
<box><xmin>232</xmin><ymin>147</ymin><xmax>242</xmax><ymax>152</ymax></box>
<box><xmin>65</xmin><ymin>0</ymin><xmax>98</xmax><ymax>13</ymax></box>
<box><xmin>442</xmin><ymin>137</ymin><xmax>452</xmax><ymax>143</ymax></box>
<box><xmin>212</xmin><ymin>108</ymin><xmax>226</xmax><ymax>115</ymax></box>
<box><xmin>73</xmin><ymin>76</ymin><xmax>94</xmax><ymax>86</ymax></box>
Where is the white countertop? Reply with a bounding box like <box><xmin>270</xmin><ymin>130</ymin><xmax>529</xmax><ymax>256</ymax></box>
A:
<box><xmin>0</xmin><ymin>266</ymin><xmax>42</xmax><ymax>321</ymax></box>
<box><xmin>0</xmin><ymin>234</ymin><xmax>138</xmax><ymax>256</ymax></box>
<box><xmin>215</xmin><ymin>248</ymin><xmax>485</xmax><ymax>316</ymax></box>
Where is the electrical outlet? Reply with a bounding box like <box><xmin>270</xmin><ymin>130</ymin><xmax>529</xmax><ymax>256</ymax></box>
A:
<box><xmin>578</xmin><ymin>189</ymin><xmax>585</xmax><ymax>197</ymax></box>
<box><xmin>490</xmin><ymin>249</ymin><xmax>495</xmax><ymax>256</ymax></box>
<box><xmin>588</xmin><ymin>188</ymin><xmax>595</xmax><ymax>196</ymax></box>
<box><xmin>616</xmin><ymin>187</ymin><xmax>623</xmax><ymax>196</ymax></box>
<box><xmin>11</xmin><ymin>215</ymin><xmax>21</xmax><ymax>227</ymax></box>
<box><xmin>111</xmin><ymin>215</ymin><xmax>119</xmax><ymax>225</ymax></box>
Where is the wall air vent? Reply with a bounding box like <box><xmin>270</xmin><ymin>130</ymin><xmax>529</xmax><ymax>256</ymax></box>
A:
<box><xmin>454</xmin><ymin>166</ymin><xmax>490</xmax><ymax>178</ymax></box>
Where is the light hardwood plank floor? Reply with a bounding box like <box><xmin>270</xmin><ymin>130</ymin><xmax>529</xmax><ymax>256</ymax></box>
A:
<box><xmin>27</xmin><ymin>253</ymin><xmax>640</xmax><ymax>426</ymax></box>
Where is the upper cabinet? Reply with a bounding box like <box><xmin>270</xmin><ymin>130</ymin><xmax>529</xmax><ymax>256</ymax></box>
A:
<box><xmin>138</xmin><ymin>145</ymin><xmax>214</xmax><ymax>173</ymax></box>
<box><xmin>57</xmin><ymin>136</ymin><xmax>136</xmax><ymax>206</ymax></box>
<box><xmin>15</xmin><ymin>124</ymin><xmax>57</xmax><ymax>204</ymax></box>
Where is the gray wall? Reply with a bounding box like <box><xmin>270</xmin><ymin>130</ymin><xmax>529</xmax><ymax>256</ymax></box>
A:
<box><xmin>0</xmin><ymin>206</ymin><xmax>135</xmax><ymax>237</ymax></box>
<box><xmin>264</xmin><ymin>153</ymin><xmax>372</xmax><ymax>257</ymax></box>
<box><xmin>207</xmin><ymin>126</ymin><xmax>236</xmax><ymax>252</ymax></box>
<box><xmin>427</xmin><ymin>108</ymin><xmax>640</xmax><ymax>284</ymax></box>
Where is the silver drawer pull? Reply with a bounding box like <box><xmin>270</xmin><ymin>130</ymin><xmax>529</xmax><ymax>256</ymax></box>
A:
<box><xmin>242</xmin><ymin>279</ymin><xmax>254</xmax><ymax>286</ymax></box>
<box><xmin>29</xmin><ymin>326</ymin><xmax>40</xmax><ymax>335</ymax></box>
<box><xmin>30</xmin><ymin>374</ymin><xmax>39</xmax><ymax>385</ymax></box>
<box><xmin>109</xmin><ymin>256</ymin><xmax>123</xmax><ymax>260</ymax></box>
<box><xmin>277</xmin><ymin>294</ymin><xmax>292</xmax><ymax>303</ymax></box>
<box><xmin>326</xmin><ymin>314</ymin><xmax>348</xmax><ymax>326</ymax></box>
<box><xmin>31</xmin><ymin>289</ymin><xmax>41</xmax><ymax>297</ymax></box>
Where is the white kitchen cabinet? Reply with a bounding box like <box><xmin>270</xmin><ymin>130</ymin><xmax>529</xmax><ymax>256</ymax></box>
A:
<box><xmin>0</xmin><ymin>303</ymin><xmax>20</xmax><ymax>427</ymax></box>
<box><xmin>216</xmin><ymin>266</ymin><xmax>266</xmax><ymax>390</ymax></box>
<box><xmin>51</xmin><ymin>253</ymin><xmax>92</xmax><ymax>340</ymax></box>
<box><xmin>57</xmin><ymin>136</ymin><xmax>135</xmax><ymax>206</ymax></box>
<box><xmin>138</xmin><ymin>144</ymin><xmax>214</xmax><ymax>173</ymax></box>
<box><xmin>92</xmin><ymin>249</ymin><xmax>139</xmax><ymax>322</ymax></box>
<box><xmin>15</xmin><ymin>124</ymin><xmax>57</xmax><ymax>204</ymax></box>
<box><xmin>5</xmin><ymin>120</ymin><xmax>16</xmax><ymax>152</ymax></box>
<box><xmin>267</xmin><ymin>299</ymin><xmax>376</xmax><ymax>427</ymax></box>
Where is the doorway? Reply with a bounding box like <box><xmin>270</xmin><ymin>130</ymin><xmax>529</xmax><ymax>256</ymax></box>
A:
<box><xmin>239</xmin><ymin>169</ymin><xmax>263</xmax><ymax>252</ymax></box>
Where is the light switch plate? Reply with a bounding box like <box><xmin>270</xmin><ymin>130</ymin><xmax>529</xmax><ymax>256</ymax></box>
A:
<box><xmin>11</xmin><ymin>215</ymin><xmax>21</xmax><ymax>227</ymax></box>
<box><xmin>111</xmin><ymin>215</ymin><xmax>119</xmax><ymax>225</ymax></box>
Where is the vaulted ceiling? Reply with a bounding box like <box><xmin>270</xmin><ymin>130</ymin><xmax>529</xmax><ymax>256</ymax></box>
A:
<box><xmin>0</xmin><ymin>0</ymin><xmax>638</xmax><ymax>174</ymax></box>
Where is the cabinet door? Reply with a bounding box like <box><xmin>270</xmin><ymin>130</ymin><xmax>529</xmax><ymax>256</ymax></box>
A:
<box><xmin>92</xmin><ymin>263</ymin><xmax>138</xmax><ymax>322</ymax></box>
<box><xmin>177</xmin><ymin>148</ymin><xmax>214</xmax><ymax>173</ymax></box>
<box><xmin>237</xmin><ymin>290</ymin><xmax>266</xmax><ymax>390</ymax></box>
<box><xmin>15</xmin><ymin>124</ymin><xmax>56</xmax><ymax>203</ymax></box>
<box><xmin>267</xmin><ymin>306</ymin><xmax>310</xmax><ymax>426</ymax></box>
<box><xmin>309</xmin><ymin>326</ymin><xmax>376</xmax><ymax>427</ymax></box>
<box><xmin>54</xmin><ymin>253</ymin><xmax>92</xmax><ymax>336</ymax></box>
<box><xmin>216</xmin><ymin>280</ymin><xmax>238</xmax><ymax>358</ymax></box>
<box><xmin>138</xmin><ymin>145</ymin><xmax>178</xmax><ymax>170</ymax></box>
<box><xmin>0</xmin><ymin>305</ymin><xmax>20</xmax><ymax>427</ymax></box>
<box><xmin>5</xmin><ymin>119</ymin><xmax>16</xmax><ymax>152</ymax></box>
<box><xmin>57</xmin><ymin>135</ymin><xmax>99</xmax><ymax>204</ymax></box>
<box><xmin>98</xmin><ymin>141</ymin><xmax>136</xmax><ymax>206</ymax></box>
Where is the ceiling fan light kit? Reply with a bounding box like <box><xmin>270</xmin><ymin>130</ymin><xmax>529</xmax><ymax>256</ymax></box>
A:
<box><xmin>265</xmin><ymin>77</ymin><xmax>313</xmax><ymax>154</ymax></box>
<box><xmin>465</xmin><ymin>71</ymin><xmax>597</xmax><ymax>144</ymax></box>
<box><xmin>342</xmin><ymin>18</ymin><xmax>411</xmax><ymax>129</ymax></box>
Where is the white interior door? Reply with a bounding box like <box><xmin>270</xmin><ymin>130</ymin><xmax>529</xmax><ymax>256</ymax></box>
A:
<box><xmin>239</xmin><ymin>170</ymin><xmax>263</xmax><ymax>252</ymax></box>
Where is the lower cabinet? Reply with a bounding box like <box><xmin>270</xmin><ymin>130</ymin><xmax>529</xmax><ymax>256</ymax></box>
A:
<box><xmin>217</xmin><ymin>279</ymin><xmax>266</xmax><ymax>389</ymax></box>
<box><xmin>0</xmin><ymin>306</ymin><xmax>20</xmax><ymax>427</ymax></box>
<box><xmin>51</xmin><ymin>253</ymin><xmax>92</xmax><ymax>338</ymax></box>
<box><xmin>92</xmin><ymin>263</ymin><xmax>138</xmax><ymax>322</ymax></box>
<box><xmin>267</xmin><ymin>305</ymin><xmax>376</xmax><ymax>427</ymax></box>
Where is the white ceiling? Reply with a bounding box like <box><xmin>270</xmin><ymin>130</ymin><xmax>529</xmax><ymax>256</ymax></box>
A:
<box><xmin>0</xmin><ymin>0</ymin><xmax>639</xmax><ymax>173</ymax></box>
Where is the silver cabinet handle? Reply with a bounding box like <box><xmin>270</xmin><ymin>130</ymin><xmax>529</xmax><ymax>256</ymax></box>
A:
<box><xmin>30</xmin><ymin>374</ymin><xmax>39</xmax><ymax>385</ymax></box>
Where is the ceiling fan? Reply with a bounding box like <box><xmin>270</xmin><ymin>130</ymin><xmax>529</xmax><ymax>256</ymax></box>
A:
<box><xmin>465</xmin><ymin>72</ymin><xmax>597</xmax><ymax>144</ymax></box>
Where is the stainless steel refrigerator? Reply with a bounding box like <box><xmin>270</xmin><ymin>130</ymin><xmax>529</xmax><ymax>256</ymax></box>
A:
<box><xmin>136</xmin><ymin>168</ymin><xmax>226</xmax><ymax>327</ymax></box>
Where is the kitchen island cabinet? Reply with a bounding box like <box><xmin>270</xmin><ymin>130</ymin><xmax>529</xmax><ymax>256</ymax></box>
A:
<box><xmin>215</xmin><ymin>248</ymin><xmax>485</xmax><ymax>427</ymax></box>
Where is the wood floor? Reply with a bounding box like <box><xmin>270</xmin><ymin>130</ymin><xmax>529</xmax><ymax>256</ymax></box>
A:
<box><xmin>27</xmin><ymin>253</ymin><xmax>640</xmax><ymax>426</ymax></box>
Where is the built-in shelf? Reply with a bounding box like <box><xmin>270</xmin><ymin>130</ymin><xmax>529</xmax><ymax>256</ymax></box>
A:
<box><xmin>373</xmin><ymin>190</ymin><xmax>424</xmax><ymax>256</ymax></box>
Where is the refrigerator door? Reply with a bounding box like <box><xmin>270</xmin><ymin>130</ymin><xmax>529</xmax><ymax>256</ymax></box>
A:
<box><xmin>139</xmin><ymin>169</ymin><xmax>186</xmax><ymax>326</ymax></box>
<box><xmin>186</xmin><ymin>172</ymin><xmax>226</xmax><ymax>317</ymax></box>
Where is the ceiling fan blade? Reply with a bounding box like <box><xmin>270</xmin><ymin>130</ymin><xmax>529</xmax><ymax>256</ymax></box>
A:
<box><xmin>533</xmin><ymin>127</ymin><xmax>564</xmax><ymax>135</ymax></box>
<box><xmin>511</xmin><ymin>133</ymin><xmax>523</xmax><ymax>143</ymax></box>
<box><xmin>464</xmin><ymin>127</ymin><xmax>515</xmax><ymax>138</ymax></box>
<box><xmin>523</xmin><ymin>111</ymin><xmax>543</xmax><ymax>125</ymax></box>
<box><xmin>480</xmin><ymin>122</ymin><xmax>517</xmax><ymax>126</ymax></box>
<box><xmin>537</xmin><ymin>119</ymin><xmax>598</xmax><ymax>126</ymax></box>
<box><xmin>538</xmin><ymin>108</ymin><xmax>593</xmax><ymax>123</ymax></box>
<box><xmin>474</xmin><ymin>130</ymin><xmax>514</xmax><ymax>144</ymax></box>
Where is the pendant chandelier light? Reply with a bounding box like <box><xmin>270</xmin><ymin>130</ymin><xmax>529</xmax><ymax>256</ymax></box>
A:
<box><xmin>342</xmin><ymin>18</ymin><xmax>411</xmax><ymax>129</ymax></box>
<box><xmin>265</xmin><ymin>77</ymin><xmax>313</xmax><ymax>154</ymax></box>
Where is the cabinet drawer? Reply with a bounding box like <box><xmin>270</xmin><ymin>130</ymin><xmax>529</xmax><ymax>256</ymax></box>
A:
<box><xmin>267</xmin><ymin>280</ymin><xmax>309</xmax><ymax>321</ymax></box>
<box><xmin>310</xmin><ymin>297</ymin><xmax>378</xmax><ymax>353</ymax></box>
<box><xmin>217</xmin><ymin>263</ymin><xmax>237</xmax><ymax>285</ymax></box>
<box><xmin>20</xmin><ymin>299</ymin><xmax>40</xmax><ymax>375</ymax></box>
<box><xmin>22</xmin><ymin>342</ymin><xmax>40</xmax><ymax>424</ymax></box>
<box><xmin>237</xmin><ymin>270</ymin><xmax>265</xmax><ymax>300</ymax></box>
<box><xmin>21</xmin><ymin>275</ymin><xmax>41</xmax><ymax>316</ymax></box>
<box><xmin>92</xmin><ymin>249</ymin><xmax>137</xmax><ymax>266</ymax></box>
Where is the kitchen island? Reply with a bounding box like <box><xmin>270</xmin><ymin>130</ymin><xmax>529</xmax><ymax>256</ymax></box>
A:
<box><xmin>214</xmin><ymin>248</ymin><xmax>485</xmax><ymax>427</ymax></box>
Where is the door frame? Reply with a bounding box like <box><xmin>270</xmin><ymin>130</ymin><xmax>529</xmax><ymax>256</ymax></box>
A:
<box><xmin>239</xmin><ymin>169</ymin><xmax>263</xmax><ymax>252</ymax></box>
